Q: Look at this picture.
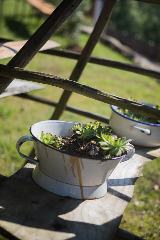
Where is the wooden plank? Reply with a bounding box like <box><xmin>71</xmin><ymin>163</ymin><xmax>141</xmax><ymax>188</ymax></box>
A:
<box><xmin>1</xmin><ymin>64</ymin><xmax>160</xmax><ymax>120</ymax></box>
<box><xmin>2</xmin><ymin>39</ymin><xmax>160</xmax><ymax>80</ymax></box>
<box><xmin>0</xmin><ymin>79</ymin><xmax>43</xmax><ymax>98</ymax></box>
<box><xmin>0</xmin><ymin>0</ymin><xmax>83</xmax><ymax>94</ymax></box>
<box><xmin>50</xmin><ymin>0</ymin><xmax>117</xmax><ymax>120</ymax></box>
<box><xmin>0</xmin><ymin>147</ymin><xmax>159</xmax><ymax>240</ymax></box>
<box><xmin>27</xmin><ymin>0</ymin><xmax>55</xmax><ymax>15</ymax></box>
<box><xmin>0</xmin><ymin>40</ymin><xmax>60</xmax><ymax>60</ymax></box>
<box><xmin>42</xmin><ymin>49</ymin><xmax>160</xmax><ymax>80</ymax></box>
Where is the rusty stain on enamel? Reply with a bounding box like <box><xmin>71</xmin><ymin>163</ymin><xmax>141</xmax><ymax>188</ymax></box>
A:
<box><xmin>70</xmin><ymin>155</ymin><xmax>76</xmax><ymax>178</ymax></box>
<box><xmin>80</xmin><ymin>158</ymin><xmax>84</xmax><ymax>169</ymax></box>
<box><xmin>76</xmin><ymin>158</ymin><xmax>84</xmax><ymax>199</ymax></box>
<box><xmin>69</xmin><ymin>156</ymin><xmax>84</xmax><ymax>199</ymax></box>
<box><xmin>64</xmin><ymin>165</ymin><xmax>68</xmax><ymax>175</ymax></box>
<box><xmin>62</xmin><ymin>153</ymin><xmax>65</xmax><ymax>162</ymax></box>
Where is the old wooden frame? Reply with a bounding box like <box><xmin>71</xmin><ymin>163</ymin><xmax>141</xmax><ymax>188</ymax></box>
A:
<box><xmin>0</xmin><ymin>0</ymin><xmax>160</xmax><ymax>121</ymax></box>
<box><xmin>1</xmin><ymin>64</ymin><xmax>160</xmax><ymax>120</ymax></box>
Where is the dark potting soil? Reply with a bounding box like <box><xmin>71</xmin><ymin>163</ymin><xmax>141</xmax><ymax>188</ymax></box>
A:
<box><xmin>56</xmin><ymin>133</ymin><xmax>104</xmax><ymax>159</ymax></box>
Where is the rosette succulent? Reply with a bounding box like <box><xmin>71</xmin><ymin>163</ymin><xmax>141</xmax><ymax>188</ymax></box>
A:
<box><xmin>40</xmin><ymin>121</ymin><xmax>132</xmax><ymax>159</ymax></box>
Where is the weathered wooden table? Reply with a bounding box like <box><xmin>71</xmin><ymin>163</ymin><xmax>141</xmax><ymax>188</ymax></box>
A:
<box><xmin>0</xmin><ymin>146</ymin><xmax>159</xmax><ymax>240</ymax></box>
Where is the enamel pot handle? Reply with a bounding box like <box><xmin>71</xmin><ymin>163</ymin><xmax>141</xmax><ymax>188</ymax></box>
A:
<box><xmin>16</xmin><ymin>135</ymin><xmax>38</xmax><ymax>164</ymax></box>
<box><xmin>121</xmin><ymin>144</ymin><xmax>135</xmax><ymax>162</ymax></box>
<box><xmin>131</xmin><ymin>125</ymin><xmax>151</xmax><ymax>135</ymax></box>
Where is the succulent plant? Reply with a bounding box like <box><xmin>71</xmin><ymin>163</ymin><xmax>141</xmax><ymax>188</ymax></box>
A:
<box><xmin>40</xmin><ymin>121</ymin><xmax>132</xmax><ymax>159</ymax></box>
<box><xmin>118</xmin><ymin>98</ymin><xmax>160</xmax><ymax>124</ymax></box>
<box><xmin>73</xmin><ymin>121</ymin><xmax>111</xmax><ymax>140</ymax></box>
<box><xmin>40</xmin><ymin>131</ymin><xmax>63</xmax><ymax>148</ymax></box>
<box><xmin>98</xmin><ymin>134</ymin><xmax>132</xmax><ymax>158</ymax></box>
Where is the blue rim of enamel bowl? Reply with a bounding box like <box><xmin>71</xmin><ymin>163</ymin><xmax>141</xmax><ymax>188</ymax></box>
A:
<box><xmin>110</xmin><ymin>105</ymin><xmax>160</xmax><ymax>127</ymax></box>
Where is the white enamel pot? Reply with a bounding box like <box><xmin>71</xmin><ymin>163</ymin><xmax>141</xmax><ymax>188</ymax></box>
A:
<box><xmin>16</xmin><ymin>120</ymin><xmax>134</xmax><ymax>199</ymax></box>
<box><xmin>110</xmin><ymin>101</ymin><xmax>160</xmax><ymax>147</ymax></box>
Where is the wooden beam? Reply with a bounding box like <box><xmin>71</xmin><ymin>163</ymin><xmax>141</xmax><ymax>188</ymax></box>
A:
<box><xmin>42</xmin><ymin>49</ymin><xmax>160</xmax><ymax>80</ymax></box>
<box><xmin>3</xmin><ymin>41</ymin><xmax>160</xmax><ymax>80</ymax></box>
<box><xmin>0</xmin><ymin>0</ymin><xmax>83</xmax><ymax>94</ymax></box>
<box><xmin>1</xmin><ymin>64</ymin><xmax>160</xmax><ymax>120</ymax></box>
<box><xmin>50</xmin><ymin>0</ymin><xmax>117</xmax><ymax>120</ymax></box>
<box><xmin>18</xmin><ymin>93</ymin><xmax>110</xmax><ymax>124</ymax></box>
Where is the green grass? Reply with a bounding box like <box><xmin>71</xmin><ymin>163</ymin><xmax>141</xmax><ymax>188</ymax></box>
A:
<box><xmin>121</xmin><ymin>158</ymin><xmax>160</xmax><ymax>240</ymax></box>
<box><xmin>0</xmin><ymin>1</ymin><xmax>160</xmax><ymax>240</ymax></box>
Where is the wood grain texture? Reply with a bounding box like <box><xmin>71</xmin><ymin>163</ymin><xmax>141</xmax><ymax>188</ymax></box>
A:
<box><xmin>0</xmin><ymin>147</ymin><xmax>159</xmax><ymax>240</ymax></box>
<box><xmin>1</xmin><ymin>64</ymin><xmax>160</xmax><ymax>120</ymax></box>
<box><xmin>0</xmin><ymin>40</ymin><xmax>60</xmax><ymax>60</ymax></box>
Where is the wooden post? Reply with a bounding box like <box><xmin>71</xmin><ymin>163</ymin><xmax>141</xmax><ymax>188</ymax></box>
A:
<box><xmin>0</xmin><ymin>0</ymin><xmax>83</xmax><ymax>94</ymax></box>
<box><xmin>50</xmin><ymin>0</ymin><xmax>117</xmax><ymax>120</ymax></box>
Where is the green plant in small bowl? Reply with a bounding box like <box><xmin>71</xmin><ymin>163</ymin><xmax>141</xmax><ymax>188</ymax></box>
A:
<box><xmin>40</xmin><ymin>121</ymin><xmax>132</xmax><ymax>159</ymax></box>
<box><xmin>110</xmin><ymin>98</ymin><xmax>160</xmax><ymax>147</ymax></box>
<box><xmin>118</xmin><ymin>98</ymin><xmax>160</xmax><ymax>124</ymax></box>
